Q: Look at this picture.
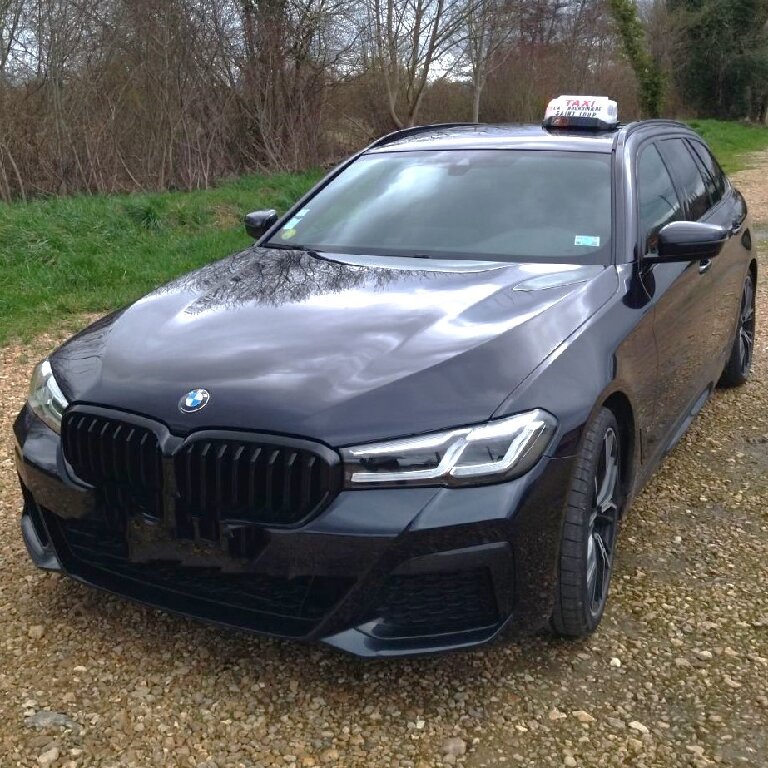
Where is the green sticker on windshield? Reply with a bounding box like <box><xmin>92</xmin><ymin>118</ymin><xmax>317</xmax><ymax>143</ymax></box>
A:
<box><xmin>574</xmin><ymin>235</ymin><xmax>600</xmax><ymax>247</ymax></box>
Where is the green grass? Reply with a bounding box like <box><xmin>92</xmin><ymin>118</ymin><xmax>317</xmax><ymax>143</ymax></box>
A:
<box><xmin>0</xmin><ymin>170</ymin><xmax>323</xmax><ymax>346</ymax></box>
<box><xmin>2</xmin><ymin>118</ymin><xmax>768</xmax><ymax>347</ymax></box>
<box><xmin>687</xmin><ymin>119</ymin><xmax>768</xmax><ymax>173</ymax></box>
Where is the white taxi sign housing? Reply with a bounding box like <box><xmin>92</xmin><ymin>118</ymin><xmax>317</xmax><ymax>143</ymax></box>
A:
<box><xmin>543</xmin><ymin>96</ymin><xmax>618</xmax><ymax>130</ymax></box>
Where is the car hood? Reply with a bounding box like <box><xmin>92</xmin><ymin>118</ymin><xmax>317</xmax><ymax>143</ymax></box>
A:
<box><xmin>52</xmin><ymin>247</ymin><xmax>618</xmax><ymax>446</ymax></box>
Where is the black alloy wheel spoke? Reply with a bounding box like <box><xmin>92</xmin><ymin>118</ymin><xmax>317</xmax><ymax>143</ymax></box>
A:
<box><xmin>739</xmin><ymin>278</ymin><xmax>756</xmax><ymax>375</ymax></box>
<box><xmin>586</xmin><ymin>427</ymin><xmax>619</xmax><ymax>616</ymax></box>
<box><xmin>591</xmin><ymin>532</ymin><xmax>610</xmax><ymax>605</ymax></box>
<box><xmin>594</xmin><ymin>430</ymin><xmax>619</xmax><ymax>520</ymax></box>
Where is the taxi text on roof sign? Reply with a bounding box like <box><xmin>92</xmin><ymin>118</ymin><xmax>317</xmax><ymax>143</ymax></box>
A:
<box><xmin>542</xmin><ymin>95</ymin><xmax>618</xmax><ymax>131</ymax></box>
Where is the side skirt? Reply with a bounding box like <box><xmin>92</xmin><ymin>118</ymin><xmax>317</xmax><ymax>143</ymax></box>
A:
<box><xmin>630</xmin><ymin>384</ymin><xmax>713</xmax><ymax>499</ymax></box>
<box><xmin>662</xmin><ymin>385</ymin><xmax>713</xmax><ymax>457</ymax></box>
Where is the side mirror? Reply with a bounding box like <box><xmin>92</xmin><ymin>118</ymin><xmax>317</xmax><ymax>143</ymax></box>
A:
<box><xmin>646</xmin><ymin>221</ymin><xmax>728</xmax><ymax>264</ymax></box>
<box><xmin>244</xmin><ymin>209</ymin><xmax>278</xmax><ymax>240</ymax></box>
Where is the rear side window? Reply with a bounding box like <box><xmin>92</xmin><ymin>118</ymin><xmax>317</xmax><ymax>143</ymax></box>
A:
<box><xmin>637</xmin><ymin>143</ymin><xmax>683</xmax><ymax>252</ymax></box>
<box><xmin>687</xmin><ymin>139</ymin><xmax>727</xmax><ymax>203</ymax></box>
<box><xmin>660</xmin><ymin>138</ymin><xmax>710</xmax><ymax>220</ymax></box>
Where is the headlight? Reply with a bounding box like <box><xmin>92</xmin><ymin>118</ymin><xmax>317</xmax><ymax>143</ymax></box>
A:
<box><xmin>28</xmin><ymin>359</ymin><xmax>68</xmax><ymax>434</ymax></box>
<box><xmin>342</xmin><ymin>409</ymin><xmax>556</xmax><ymax>488</ymax></box>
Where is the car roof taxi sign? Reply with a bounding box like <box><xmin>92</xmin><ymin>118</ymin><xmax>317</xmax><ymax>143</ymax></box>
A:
<box><xmin>543</xmin><ymin>96</ymin><xmax>618</xmax><ymax>131</ymax></box>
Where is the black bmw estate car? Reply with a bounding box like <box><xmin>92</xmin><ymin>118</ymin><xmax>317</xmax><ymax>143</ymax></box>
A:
<box><xmin>14</xmin><ymin>97</ymin><xmax>756</xmax><ymax>657</ymax></box>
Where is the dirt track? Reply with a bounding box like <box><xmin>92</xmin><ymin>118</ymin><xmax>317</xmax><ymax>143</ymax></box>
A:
<box><xmin>0</xmin><ymin>163</ymin><xmax>767</xmax><ymax>768</ymax></box>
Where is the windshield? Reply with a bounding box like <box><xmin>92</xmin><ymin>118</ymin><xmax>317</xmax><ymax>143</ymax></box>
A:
<box><xmin>266</xmin><ymin>149</ymin><xmax>613</xmax><ymax>263</ymax></box>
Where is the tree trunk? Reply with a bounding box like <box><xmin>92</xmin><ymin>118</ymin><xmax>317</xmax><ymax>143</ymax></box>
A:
<box><xmin>472</xmin><ymin>81</ymin><xmax>482</xmax><ymax>122</ymax></box>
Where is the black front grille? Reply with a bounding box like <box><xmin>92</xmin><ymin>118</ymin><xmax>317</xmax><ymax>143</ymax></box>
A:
<box><xmin>375</xmin><ymin>568</ymin><xmax>499</xmax><ymax>638</ymax></box>
<box><xmin>176</xmin><ymin>437</ymin><xmax>337</xmax><ymax>528</ymax></box>
<box><xmin>57</xmin><ymin>407</ymin><xmax>347</xmax><ymax>635</ymax></box>
<box><xmin>62</xmin><ymin>411</ymin><xmax>162</xmax><ymax>517</ymax></box>
<box><xmin>47</xmin><ymin>511</ymin><xmax>352</xmax><ymax>636</ymax></box>
<box><xmin>61</xmin><ymin>408</ymin><xmax>341</xmax><ymax>528</ymax></box>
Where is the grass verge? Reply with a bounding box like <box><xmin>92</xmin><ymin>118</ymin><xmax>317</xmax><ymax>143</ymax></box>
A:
<box><xmin>0</xmin><ymin>170</ymin><xmax>323</xmax><ymax>346</ymax></box>
<box><xmin>687</xmin><ymin>119</ymin><xmax>768</xmax><ymax>173</ymax></box>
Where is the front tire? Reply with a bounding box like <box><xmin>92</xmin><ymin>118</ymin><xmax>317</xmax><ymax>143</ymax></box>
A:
<box><xmin>719</xmin><ymin>272</ymin><xmax>756</xmax><ymax>388</ymax></box>
<box><xmin>552</xmin><ymin>408</ymin><xmax>622</xmax><ymax>638</ymax></box>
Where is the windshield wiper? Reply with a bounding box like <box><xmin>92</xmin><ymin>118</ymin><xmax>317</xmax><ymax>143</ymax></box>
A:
<box><xmin>264</xmin><ymin>243</ymin><xmax>432</xmax><ymax>260</ymax></box>
<box><xmin>261</xmin><ymin>242</ymin><xmax>343</xmax><ymax>265</ymax></box>
<box><xmin>262</xmin><ymin>242</ymin><xmax>312</xmax><ymax>251</ymax></box>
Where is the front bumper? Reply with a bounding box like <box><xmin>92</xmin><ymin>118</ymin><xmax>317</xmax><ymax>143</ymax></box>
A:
<box><xmin>14</xmin><ymin>406</ymin><xmax>575</xmax><ymax>658</ymax></box>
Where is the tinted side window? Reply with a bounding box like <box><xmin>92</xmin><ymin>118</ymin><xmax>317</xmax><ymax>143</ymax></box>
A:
<box><xmin>688</xmin><ymin>139</ymin><xmax>727</xmax><ymax>202</ymax></box>
<box><xmin>660</xmin><ymin>138</ymin><xmax>710</xmax><ymax>220</ymax></box>
<box><xmin>637</xmin><ymin>143</ymin><xmax>683</xmax><ymax>252</ymax></box>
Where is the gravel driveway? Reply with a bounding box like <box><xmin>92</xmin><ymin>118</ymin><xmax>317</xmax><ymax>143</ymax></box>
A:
<box><xmin>2</xmin><ymin>165</ymin><xmax>767</xmax><ymax>768</ymax></box>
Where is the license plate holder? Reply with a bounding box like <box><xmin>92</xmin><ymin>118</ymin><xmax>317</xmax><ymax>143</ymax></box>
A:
<box><xmin>126</xmin><ymin>515</ymin><xmax>250</xmax><ymax>572</ymax></box>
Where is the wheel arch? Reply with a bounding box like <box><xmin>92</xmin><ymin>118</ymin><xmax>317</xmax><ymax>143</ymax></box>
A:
<box><xmin>598</xmin><ymin>390</ymin><xmax>637</xmax><ymax>506</ymax></box>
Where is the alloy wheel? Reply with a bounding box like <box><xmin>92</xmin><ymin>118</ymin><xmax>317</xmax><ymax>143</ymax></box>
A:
<box><xmin>739</xmin><ymin>276</ymin><xmax>756</xmax><ymax>377</ymax></box>
<box><xmin>586</xmin><ymin>427</ymin><xmax>620</xmax><ymax>618</ymax></box>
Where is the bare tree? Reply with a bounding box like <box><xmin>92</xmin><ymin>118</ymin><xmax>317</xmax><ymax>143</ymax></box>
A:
<box><xmin>368</xmin><ymin>0</ymin><xmax>470</xmax><ymax>127</ymax></box>
<box><xmin>239</xmin><ymin>0</ymin><xmax>357</xmax><ymax>169</ymax></box>
<box><xmin>0</xmin><ymin>0</ymin><xmax>24</xmax><ymax>77</ymax></box>
<box><xmin>464</xmin><ymin>0</ymin><xmax>513</xmax><ymax>121</ymax></box>
<box><xmin>0</xmin><ymin>0</ymin><xmax>655</xmax><ymax>200</ymax></box>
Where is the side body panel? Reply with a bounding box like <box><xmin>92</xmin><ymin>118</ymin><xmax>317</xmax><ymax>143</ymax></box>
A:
<box><xmin>493</xmin><ymin>262</ymin><xmax>658</xmax><ymax>497</ymax></box>
<box><xmin>645</xmin><ymin>256</ymin><xmax>713</xmax><ymax>453</ymax></box>
<box><xmin>499</xmin><ymin>123</ymin><xmax>754</xmax><ymax>504</ymax></box>
<box><xmin>699</xmin><ymin>187</ymin><xmax>751</xmax><ymax>371</ymax></box>
<box><xmin>627</xmin><ymin>126</ymin><xmax>753</xmax><ymax>485</ymax></box>
<box><xmin>656</xmin><ymin>136</ymin><xmax>741</xmax><ymax>389</ymax></box>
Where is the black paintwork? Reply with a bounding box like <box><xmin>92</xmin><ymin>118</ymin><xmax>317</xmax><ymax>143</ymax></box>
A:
<box><xmin>14</xmin><ymin>120</ymin><xmax>755</xmax><ymax>657</ymax></box>
<box><xmin>50</xmin><ymin>252</ymin><xmax>615</xmax><ymax>446</ymax></box>
<box><xmin>654</xmin><ymin>221</ymin><xmax>729</xmax><ymax>262</ymax></box>
<box><xmin>244</xmin><ymin>209</ymin><xmax>277</xmax><ymax>239</ymax></box>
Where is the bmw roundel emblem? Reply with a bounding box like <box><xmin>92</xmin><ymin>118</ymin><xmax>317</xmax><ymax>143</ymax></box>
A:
<box><xmin>180</xmin><ymin>388</ymin><xmax>210</xmax><ymax>413</ymax></box>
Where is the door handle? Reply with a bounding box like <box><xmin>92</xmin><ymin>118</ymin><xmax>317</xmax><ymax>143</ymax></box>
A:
<box><xmin>730</xmin><ymin>216</ymin><xmax>744</xmax><ymax>235</ymax></box>
<box><xmin>698</xmin><ymin>258</ymin><xmax>712</xmax><ymax>274</ymax></box>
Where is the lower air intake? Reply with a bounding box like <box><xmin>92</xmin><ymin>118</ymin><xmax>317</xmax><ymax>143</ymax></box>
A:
<box><xmin>374</xmin><ymin>568</ymin><xmax>499</xmax><ymax>638</ymax></box>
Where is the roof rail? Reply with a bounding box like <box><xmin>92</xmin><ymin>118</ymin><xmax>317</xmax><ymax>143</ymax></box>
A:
<box><xmin>368</xmin><ymin>122</ymin><xmax>481</xmax><ymax>150</ymax></box>
<box><xmin>623</xmin><ymin>118</ymin><xmax>691</xmax><ymax>136</ymax></box>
